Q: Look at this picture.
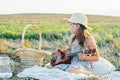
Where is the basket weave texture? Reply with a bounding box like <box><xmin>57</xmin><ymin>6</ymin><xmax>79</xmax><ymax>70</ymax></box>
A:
<box><xmin>14</xmin><ymin>24</ymin><xmax>52</xmax><ymax>69</ymax></box>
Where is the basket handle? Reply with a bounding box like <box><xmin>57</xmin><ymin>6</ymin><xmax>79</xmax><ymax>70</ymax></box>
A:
<box><xmin>22</xmin><ymin>24</ymin><xmax>42</xmax><ymax>50</ymax></box>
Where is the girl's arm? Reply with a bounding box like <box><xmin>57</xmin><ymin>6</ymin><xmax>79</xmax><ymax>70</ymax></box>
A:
<box><xmin>78</xmin><ymin>36</ymin><xmax>99</xmax><ymax>61</ymax></box>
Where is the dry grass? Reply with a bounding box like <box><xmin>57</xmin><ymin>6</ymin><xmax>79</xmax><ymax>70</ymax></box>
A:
<box><xmin>0</xmin><ymin>38</ymin><xmax>119</xmax><ymax>80</ymax></box>
<box><xmin>0</xmin><ymin>13</ymin><xmax>120</xmax><ymax>23</ymax></box>
<box><xmin>113</xmin><ymin>38</ymin><xmax>120</xmax><ymax>50</ymax></box>
<box><xmin>0</xmin><ymin>39</ymin><xmax>8</xmax><ymax>53</ymax></box>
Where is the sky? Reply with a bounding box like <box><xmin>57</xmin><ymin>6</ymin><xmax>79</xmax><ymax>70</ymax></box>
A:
<box><xmin>0</xmin><ymin>0</ymin><xmax>120</xmax><ymax>16</ymax></box>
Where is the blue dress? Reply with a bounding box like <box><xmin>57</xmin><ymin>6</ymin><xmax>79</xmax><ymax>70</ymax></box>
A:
<box><xmin>53</xmin><ymin>43</ymin><xmax>93</xmax><ymax>71</ymax></box>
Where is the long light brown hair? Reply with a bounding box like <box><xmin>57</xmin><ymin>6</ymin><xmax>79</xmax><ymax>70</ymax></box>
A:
<box><xmin>72</xmin><ymin>24</ymin><xmax>89</xmax><ymax>47</ymax></box>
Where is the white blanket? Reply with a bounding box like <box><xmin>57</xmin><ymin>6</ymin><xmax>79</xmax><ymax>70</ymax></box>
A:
<box><xmin>17</xmin><ymin>65</ymin><xmax>97</xmax><ymax>80</ymax></box>
<box><xmin>17</xmin><ymin>65</ymin><xmax>120</xmax><ymax>80</ymax></box>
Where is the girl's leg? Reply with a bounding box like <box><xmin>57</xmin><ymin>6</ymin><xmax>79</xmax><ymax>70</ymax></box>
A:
<box><xmin>66</xmin><ymin>67</ymin><xmax>95</xmax><ymax>75</ymax></box>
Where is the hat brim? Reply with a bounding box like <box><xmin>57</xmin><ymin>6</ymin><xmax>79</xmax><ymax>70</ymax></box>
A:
<box><xmin>84</xmin><ymin>25</ymin><xmax>92</xmax><ymax>30</ymax></box>
<box><xmin>63</xmin><ymin>18</ymin><xmax>92</xmax><ymax>30</ymax></box>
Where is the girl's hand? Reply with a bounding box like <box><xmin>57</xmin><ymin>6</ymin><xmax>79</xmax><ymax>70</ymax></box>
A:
<box><xmin>78</xmin><ymin>53</ymin><xmax>86</xmax><ymax>60</ymax></box>
<box><xmin>55</xmin><ymin>48</ymin><xmax>61</xmax><ymax>53</ymax></box>
<box><xmin>53</xmin><ymin>48</ymin><xmax>62</xmax><ymax>56</ymax></box>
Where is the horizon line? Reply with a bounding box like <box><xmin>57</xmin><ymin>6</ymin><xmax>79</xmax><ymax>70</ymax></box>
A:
<box><xmin>0</xmin><ymin>12</ymin><xmax>119</xmax><ymax>17</ymax></box>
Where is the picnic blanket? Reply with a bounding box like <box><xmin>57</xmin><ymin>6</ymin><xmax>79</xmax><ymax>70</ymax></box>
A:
<box><xmin>17</xmin><ymin>58</ymin><xmax>120</xmax><ymax>80</ymax></box>
<box><xmin>17</xmin><ymin>65</ymin><xmax>97</xmax><ymax>80</ymax></box>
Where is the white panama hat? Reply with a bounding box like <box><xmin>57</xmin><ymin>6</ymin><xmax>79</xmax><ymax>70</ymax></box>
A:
<box><xmin>64</xmin><ymin>13</ymin><xmax>92</xmax><ymax>30</ymax></box>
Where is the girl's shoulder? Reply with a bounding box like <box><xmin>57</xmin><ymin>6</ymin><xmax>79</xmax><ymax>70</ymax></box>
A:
<box><xmin>85</xmin><ymin>35</ymin><xmax>95</xmax><ymax>42</ymax></box>
<box><xmin>85</xmin><ymin>35</ymin><xmax>96</xmax><ymax>47</ymax></box>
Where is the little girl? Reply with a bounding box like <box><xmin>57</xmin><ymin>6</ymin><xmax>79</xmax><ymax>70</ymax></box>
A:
<box><xmin>52</xmin><ymin>13</ymin><xmax>99</xmax><ymax>75</ymax></box>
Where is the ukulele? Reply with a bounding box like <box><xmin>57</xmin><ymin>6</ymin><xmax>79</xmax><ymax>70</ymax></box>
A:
<box><xmin>50</xmin><ymin>48</ymin><xmax>96</xmax><ymax>66</ymax></box>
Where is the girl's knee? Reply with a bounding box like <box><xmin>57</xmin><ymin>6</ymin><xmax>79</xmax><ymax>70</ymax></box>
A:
<box><xmin>66</xmin><ymin>68</ymin><xmax>77</xmax><ymax>73</ymax></box>
<box><xmin>66</xmin><ymin>68</ymin><xmax>72</xmax><ymax>72</ymax></box>
<box><xmin>66</xmin><ymin>67</ymin><xmax>93</xmax><ymax>75</ymax></box>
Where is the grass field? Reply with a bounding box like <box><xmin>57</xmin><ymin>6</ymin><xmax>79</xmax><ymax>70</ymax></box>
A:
<box><xmin>0</xmin><ymin>13</ymin><xmax>120</xmax><ymax>79</ymax></box>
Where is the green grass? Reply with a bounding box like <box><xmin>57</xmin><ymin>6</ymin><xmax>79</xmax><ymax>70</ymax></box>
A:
<box><xmin>0</xmin><ymin>21</ymin><xmax>70</xmax><ymax>39</ymax></box>
<box><xmin>0</xmin><ymin>22</ymin><xmax>120</xmax><ymax>39</ymax></box>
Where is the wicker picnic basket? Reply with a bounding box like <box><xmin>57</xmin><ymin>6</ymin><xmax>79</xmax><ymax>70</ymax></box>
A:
<box><xmin>14</xmin><ymin>24</ymin><xmax>52</xmax><ymax>69</ymax></box>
